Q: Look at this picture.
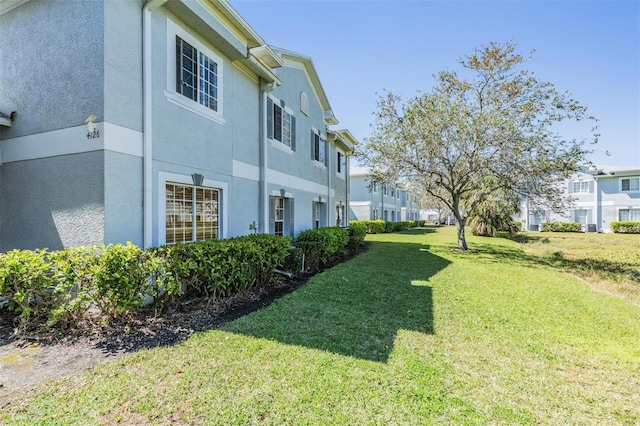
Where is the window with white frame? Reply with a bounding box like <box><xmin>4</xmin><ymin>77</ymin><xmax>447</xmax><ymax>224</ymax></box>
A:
<box><xmin>165</xmin><ymin>183</ymin><xmax>219</xmax><ymax>244</ymax></box>
<box><xmin>167</xmin><ymin>19</ymin><xmax>224</xmax><ymax>122</ymax></box>
<box><xmin>311</xmin><ymin>129</ymin><xmax>326</xmax><ymax>165</ymax></box>
<box><xmin>176</xmin><ymin>36</ymin><xmax>219</xmax><ymax>111</ymax></box>
<box><xmin>572</xmin><ymin>181</ymin><xmax>589</xmax><ymax>193</ymax></box>
<box><xmin>573</xmin><ymin>209</ymin><xmax>588</xmax><ymax>224</ymax></box>
<box><xmin>372</xmin><ymin>182</ymin><xmax>377</xmax><ymax>193</ymax></box>
<box><xmin>621</xmin><ymin>178</ymin><xmax>640</xmax><ymax>192</ymax></box>
<box><xmin>372</xmin><ymin>208</ymin><xmax>378</xmax><ymax>220</ymax></box>
<box><xmin>619</xmin><ymin>208</ymin><xmax>640</xmax><ymax>221</ymax></box>
<box><xmin>267</xmin><ymin>97</ymin><xmax>296</xmax><ymax>149</ymax></box>
<box><xmin>274</xmin><ymin>197</ymin><xmax>285</xmax><ymax>236</ymax></box>
<box><xmin>269</xmin><ymin>196</ymin><xmax>294</xmax><ymax>236</ymax></box>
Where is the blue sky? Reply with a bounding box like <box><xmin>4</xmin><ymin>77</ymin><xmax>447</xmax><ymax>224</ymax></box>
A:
<box><xmin>231</xmin><ymin>0</ymin><xmax>640</xmax><ymax>168</ymax></box>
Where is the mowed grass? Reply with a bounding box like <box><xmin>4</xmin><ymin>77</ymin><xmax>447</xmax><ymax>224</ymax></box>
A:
<box><xmin>2</xmin><ymin>227</ymin><xmax>639</xmax><ymax>424</ymax></box>
<box><xmin>508</xmin><ymin>231</ymin><xmax>640</xmax><ymax>305</ymax></box>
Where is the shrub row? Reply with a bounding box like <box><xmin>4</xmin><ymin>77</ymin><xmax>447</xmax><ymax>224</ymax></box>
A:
<box><xmin>0</xmin><ymin>235</ymin><xmax>290</xmax><ymax>332</ymax></box>
<box><xmin>349</xmin><ymin>220</ymin><xmax>419</xmax><ymax>234</ymax></box>
<box><xmin>610</xmin><ymin>221</ymin><xmax>640</xmax><ymax>234</ymax></box>
<box><xmin>540</xmin><ymin>222</ymin><xmax>583</xmax><ymax>232</ymax></box>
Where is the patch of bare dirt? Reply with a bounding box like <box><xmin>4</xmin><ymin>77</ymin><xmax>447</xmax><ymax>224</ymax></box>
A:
<box><xmin>0</xmin><ymin>274</ymin><xmax>311</xmax><ymax>407</ymax></box>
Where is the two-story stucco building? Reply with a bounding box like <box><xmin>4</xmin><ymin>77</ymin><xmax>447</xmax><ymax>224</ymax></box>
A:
<box><xmin>348</xmin><ymin>166</ymin><xmax>419</xmax><ymax>222</ymax></box>
<box><xmin>517</xmin><ymin>165</ymin><xmax>640</xmax><ymax>232</ymax></box>
<box><xmin>0</xmin><ymin>0</ymin><xmax>357</xmax><ymax>251</ymax></box>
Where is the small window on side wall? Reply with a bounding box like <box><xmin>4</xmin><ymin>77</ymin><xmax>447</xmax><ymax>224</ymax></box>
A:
<box><xmin>300</xmin><ymin>92</ymin><xmax>309</xmax><ymax>116</ymax></box>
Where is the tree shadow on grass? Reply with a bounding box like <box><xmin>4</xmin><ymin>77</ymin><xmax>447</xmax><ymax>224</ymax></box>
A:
<box><xmin>398</xmin><ymin>226</ymin><xmax>438</xmax><ymax>235</ymax></box>
<box><xmin>224</xmin><ymin>241</ymin><xmax>450</xmax><ymax>363</ymax></box>
<box><xmin>456</xmin><ymin>238</ymin><xmax>640</xmax><ymax>284</ymax></box>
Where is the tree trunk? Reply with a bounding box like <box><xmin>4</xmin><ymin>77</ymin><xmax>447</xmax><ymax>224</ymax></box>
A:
<box><xmin>456</xmin><ymin>220</ymin><xmax>468</xmax><ymax>250</ymax></box>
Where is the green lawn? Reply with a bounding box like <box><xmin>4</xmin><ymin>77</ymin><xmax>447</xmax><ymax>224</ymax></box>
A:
<box><xmin>3</xmin><ymin>227</ymin><xmax>639</xmax><ymax>424</ymax></box>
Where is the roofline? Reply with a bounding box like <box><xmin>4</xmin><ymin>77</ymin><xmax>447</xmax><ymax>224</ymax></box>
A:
<box><xmin>271</xmin><ymin>45</ymin><xmax>338</xmax><ymax>125</ymax></box>
<box><xmin>334</xmin><ymin>129</ymin><xmax>359</xmax><ymax>153</ymax></box>
<box><xmin>208</xmin><ymin>0</ymin><xmax>266</xmax><ymax>48</ymax></box>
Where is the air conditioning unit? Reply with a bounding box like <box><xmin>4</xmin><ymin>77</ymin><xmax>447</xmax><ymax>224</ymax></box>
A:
<box><xmin>587</xmin><ymin>224</ymin><xmax>597</xmax><ymax>233</ymax></box>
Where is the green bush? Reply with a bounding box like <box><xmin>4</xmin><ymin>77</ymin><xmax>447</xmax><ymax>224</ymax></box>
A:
<box><xmin>347</xmin><ymin>223</ymin><xmax>367</xmax><ymax>255</ymax></box>
<box><xmin>47</xmin><ymin>246</ymin><xmax>100</xmax><ymax>326</ymax></box>
<box><xmin>540</xmin><ymin>222</ymin><xmax>583</xmax><ymax>233</ymax></box>
<box><xmin>350</xmin><ymin>220</ymin><xmax>386</xmax><ymax>234</ymax></box>
<box><xmin>161</xmin><ymin>235</ymin><xmax>291</xmax><ymax>301</ymax></box>
<box><xmin>0</xmin><ymin>249</ymin><xmax>52</xmax><ymax>330</ymax></box>
<box><xmin>295</xmin><ymin>227</ymin><xmax>349</xmax><ymax>272</ymax></box>
<box><xmin>384</xmin><ymin>221</ymin><xmax>394</xmax><ymax>233</ymax></box>
<box><xmin>91</xmin><ymin>242</ymin><xmax>169</xmax><ymax>318</ymax></box>
<box><xmin>610</xmin><ymin>221</ymin><xmax>640</xmax><ymax>234</ymax></box>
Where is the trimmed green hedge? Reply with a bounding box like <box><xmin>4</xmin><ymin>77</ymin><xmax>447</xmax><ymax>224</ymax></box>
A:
<box><xmin>349</xmin><ymin>220</ymin><xmax>417</xmax><ymax>234</ymax></box>
<box><xmin>0</xmin><ymin>235</ymin><xmax>290</xmax><ymax>332</ymax></box>
<box><xmin>540</xmin><ymin>222</ymin><xmax>583</xmax><ymax>233</ymax></box>
<box><xmin>611</xmin><ymin>221</ymin><xmax>640</xmax><ymax>234</ymax></box>
<box><xmin>347</xmin><ymin>223</ymin><xmax>367</xmax><ymax>256</ymax></box>
<box><xmin>295</xmin><ymin>227</ymin><xmax>349</xmax><ymax>273</ymax></box>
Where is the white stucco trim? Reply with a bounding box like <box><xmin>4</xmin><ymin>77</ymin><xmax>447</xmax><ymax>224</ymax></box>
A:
<box><xmin>232</xmin><ymin>159</ymin><xmax>336</xmax><ymax>196</ymax></box>
<box><xmin>267</xmin><ymin>168</ymin><xmax>335</xmax><ymax>198</ymax></box>
<box><xmin>232</xmin><ymin>160</ymin><xmax>260</xmax><ymax>181</ymax></box>
<box><xmin>158</xmin><ymin>171</ymin><xmax>229</xmax><ymax>245</ymax></box>
<box><xmin>270</xmin><ymin>189</ymin><xmax>293</xmax><ymax>198</ymax></box>
<box><xmin>0</xmin><ymin>123</ymin><xmax>143</xmax><ymax>163</ymax></box>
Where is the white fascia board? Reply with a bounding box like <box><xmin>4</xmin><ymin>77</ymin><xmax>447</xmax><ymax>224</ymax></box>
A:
<box><xmin>0</xmin><ymin>0</ymin><xmax>30</xmax><ymax>15</ymax></box>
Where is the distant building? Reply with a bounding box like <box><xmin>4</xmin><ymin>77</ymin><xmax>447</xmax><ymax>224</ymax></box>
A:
<box><xmin>515</xmin><ymin>165</ymin><xmax>640</xmax><ymax>232</ymax></box>
<box><xmin>348</xmin><ymin>166</ymin><xmax>420</xmax><ymax>222</ymax></box>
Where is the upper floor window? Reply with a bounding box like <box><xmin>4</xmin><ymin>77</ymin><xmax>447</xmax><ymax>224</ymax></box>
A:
<box><xmin>572</xmin><ymin>180</ymin><xmax>589</xmax><ymax>193</ymax></box>
<box><xmin>166</xmin><ymin>18</ymin><xmax>224</xmax><ymax>123</ymax></box>
<box><xmin>311</xmin><ymin>129</ymin><xmax>326</xmax><ymax>165</ymax></box>
<box><xmin>621</xmin><ymin>178</ymin><xmax>639</xmax><ymax>192</ymax></box>
<box><xmin>337</xmin><ymin>152</ymin><xmax>343</xmax><ymax>174</ymax></box>
<box><xmin>372</xmin><ymin>182</ymin><xmax>377</xmax><ymax>193</ymax></box>
<box><xmin>268</xmin><ymin>97</ymin><xmax>296</xmax><ymax>150</ymax></box>
<box><xmin>176</xmin><ymin>36</ymin><xmax>218</xmax><ymax>111</ymax></box>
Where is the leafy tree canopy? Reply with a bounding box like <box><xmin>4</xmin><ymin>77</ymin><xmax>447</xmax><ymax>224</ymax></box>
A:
<box><xmin>359</xmin><ymin>42</ymin><xmax>598</xmax><ymax>250</ymax></box>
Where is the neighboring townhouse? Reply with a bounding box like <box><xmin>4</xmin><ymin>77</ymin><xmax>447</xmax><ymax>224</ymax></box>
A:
<box><xmin>516</xmin><ymin>165</ymin><xmax>640</xmax><ymax>232</ymax></box>
<box><xmin>348</xmin><ymin>166</ymin><xmax>416</xmax><ymax>222</ymax></box>
<box><xmin>0</xmin><ymin>0</ymin><xmax>357</xmax><ymax>251</ymax></box>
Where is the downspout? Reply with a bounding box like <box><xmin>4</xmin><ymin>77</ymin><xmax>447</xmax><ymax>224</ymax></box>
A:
<box><xmin>327</xmin><ymin>135</ymin><xmax>332</xmax><ymax>226</ymax></box>
<box><xmin>345</xmin><ymin>152</ymin><xmax>350</xmax><ymax>224</ymax></box>
<box><xmin>259</xmin><ymin>80</ymin><xmax>275</xmax><ymax>233</ymax></box>
<box><xmin>594</xmin><ymin>176</ymin><xmax>600</xmax><ymax>232</ymax></box>
<box><xmin>143</xmin><ymin>0</ymin><xmax>167</xmax><ymax>248</ymax></box>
